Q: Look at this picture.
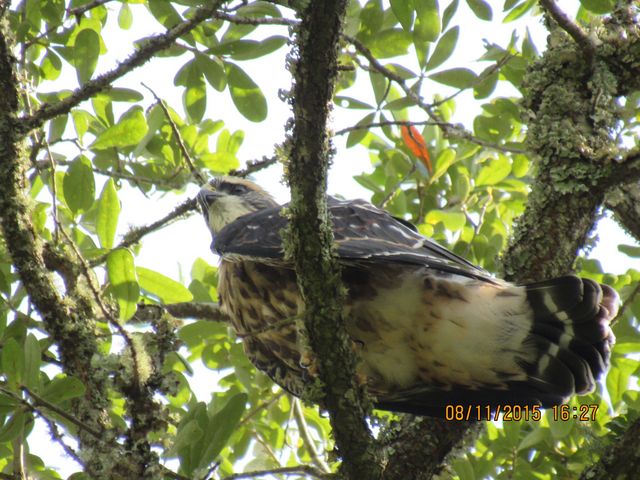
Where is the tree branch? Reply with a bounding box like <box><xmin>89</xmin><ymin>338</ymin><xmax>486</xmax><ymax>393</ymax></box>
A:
<box><xmin>343</xmin><ymin>34</ymin><xmax>519</xmax><ymax>154</ymax></box>
<box><xmin>220</xmin><ymin>465</ymin><xmax>333</xmax><ymax>480</ymax></box>
<box><xmin>17</xmin><ymin>0</ymin><xmax>226</xmax><ymax>135</ymax></box>
<box><xmin>0</xmin><ymin>16</ymin><xmax>114</xmax><ymax>476</ymax></box>
<box><xmin>134</xmin><ymin>301</ymin><xmax>228</xmax><ymax>323</ymax></box>
<box><xmin>606</xmin><ymin>182</ymin><xmax>640</xmax><ymax>243</ymax></box>
<box><xmin>67</xmin><ymin>0</ymin><xmax>115</xmax><ymax>17</ymax></box>
<box><xmin>539</xmin><ymin>0</ymin><xmax>597</xmax><ymax>58</ymax></box>
<box><xmin>142</xmin><ymin>83</ymin><xmax>207</xmax><ymax>185</ymax></box>
<box><xmin>284</xmin><ymin>1</ymin><xmax>383</xmax><ymax>479</ymax></box>
<box><xmin>382</xmin><ymin>418</ymin><xmax>482</xmax><ymax>480</ymax></box>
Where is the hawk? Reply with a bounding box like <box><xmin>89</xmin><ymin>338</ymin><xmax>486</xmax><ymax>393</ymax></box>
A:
<box><xmin>198</xmin><ymin>176</ymin><xmax>618</xmax><ymax>416</ymax></box>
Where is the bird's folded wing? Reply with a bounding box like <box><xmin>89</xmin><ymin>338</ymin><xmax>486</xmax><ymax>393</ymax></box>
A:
<box><xmin>214</xmin><ymin>197</ymin><xmax>494</xmax><ymax>282</ymax></box>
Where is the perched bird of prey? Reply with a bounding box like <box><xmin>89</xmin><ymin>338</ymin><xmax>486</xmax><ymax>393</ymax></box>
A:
<box><xmin>198</xmin><ymin>176</ymin><xmax>618</xmax><ymax>416</ymax></box>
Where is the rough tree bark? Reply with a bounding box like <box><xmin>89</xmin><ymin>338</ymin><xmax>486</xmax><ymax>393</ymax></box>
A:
<box><xmin>284</xmin><ymin>1</ymin><xmax>384</xmax><ymax>478</ymax></box>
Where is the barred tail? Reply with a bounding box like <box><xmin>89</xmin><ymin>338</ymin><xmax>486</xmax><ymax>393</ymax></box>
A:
<box><xmin>519</xmin><ymin>275</ymin><xmax>618</xmax><ymax>406</ymax></box>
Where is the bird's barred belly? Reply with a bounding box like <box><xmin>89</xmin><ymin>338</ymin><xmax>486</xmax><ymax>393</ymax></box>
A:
<box><xmin>218</xmin><ymin>260</ymin><xmax>533</xmax><ymax>397</ymax></box>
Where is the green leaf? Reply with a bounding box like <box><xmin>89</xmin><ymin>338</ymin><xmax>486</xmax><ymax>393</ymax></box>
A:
<box><xmin>347</xmin><ymin>112</ymin><xmax>376</xmax><ymax>148</ymax></box>
<box><xmin>518</xmin><ymin>425</ymin><xmax>548</xmax><ymax>451</ymax></box>
<box><xmin>335</xmin><ymin>96</ymin><xmax>374</xmax><ymax>109</ymax></box>
<box><xmin>23</xmin><ymin>334</ymin><xmax>41</xmax><ymax>390</ymax></box>
<box><xmin>137</xmin><ymin>267</ymin><xmax>193</xmax><ymax>303</ymax></box>
<box><xmin>580</xmin><ymin>0</ymin><xmax>615</xmax><ymax>14</ymax></box>
<box><xmin>548</xmin><ymin>416</ymin><xmax>574</xmax><ymax>439</ymax></box>
<box><xmin>430</xmin><ymin>148</ymin><xmax>456</xmax><ymax>183</ymax></box>
<box><xmin>512</xmin><ymin>155</ymin><xmax>530</xmax><ymax>177</ymax></box>
<box><xmin>118</xmin><ymin>2</ymin><xmax>133</xmax><ymax>29</ymax></box>
<box><xmin>475</xmin><ymin>156</ymin><xmax>511</xmax><ymax>186</ymax></box>
<box><xmin>414</xmin><ymin>0</ymin><xmax>440</xmax><ymax>43</ymax></box>
<box><xmin>41</xmin><ymin>49</ymin><xmax>62</xmax><ymax>80</ymax></box>
<box><xmin>390</xmin><ymin>0</ymin><xmax>413</xmax><ymax>30</ymax></box>
<box><xmin>426</xmin><ymin>210</ymin><xmax>466</xmax><ymax>231</ymax></box>
<box><xmin>96</xmin><ymin>179</ymin><xmax>120</xmax><ymax>249</ymax></box>
<box><xmin>618</xmin><ymin>244</ymin><xmax>640</xmax><ymax>258</ymax></box>
<box><xmin>74</xmin><ymin>29</ymin><xmax>100</xmax><ymax>84</ymax></box>
<box><xmin>196</xmin><ymin>54</ymin><xmax>226</xmax><ymax>92</ymax></box>
<box><xmin>607</xmin><ymin>357</ymin><xmax>638</xmax><ymax>405</ymax></box>
<box><xmin>442</xmin><ymin>0</ymin><xmax>459</xmax><ymax>30</ymax></box>
<box><xmin>369</xmin><ymin>28</ymin><xmax>412</xmax><ymax>58</ymax></box>
<box><xmin>197</xmin><ymin>393</ymin><xmax>248</xmax><ymax>469</ymax></box>
<box><xmin>504</xmin><ymin>0</ymin><xmax>535</xmax><ymax>22</ymax></box>
<box><xmin>105</xmin><ymin>88</ymin><xmax>144</xmax><ymax>102</ymax></box>
<box><xmin>425</xmin><ymin>26</ymin><xmax>459</xmax><ymax>71</ymax></box>
<box><xmin>0</xmin><ymin>412</ymin><xmax>26</xmax><ymax>443</ymax></box>
<box><xmin>171</xmin><ymin>419</ymin><xmax>204</xmax><ymax>458</ymax></box>
<box><xmin>184</xmin><ymin>82</ymin><xmax>207</xmax><ymax>123</ymax></box>
<box><xmin>465</xmin><ymin>0</ymin><xmax>492</xmax><ymax>20</ymax></box>
<box><xmin>2</xmin><ymin>338</ymin><xmax>23</xmax><ymax>386</ymax></box>
<box><xmin>63</xmin><ymin>156</ymin><xmax>95</xmax><ymax>213</ymax></box>
<box><xmin>429</xmin><ymin>68</ymin><xmax>477</xmax><ymax>89</ymax></box>
<box><xmin>107</xmin><ymin>249</ymin><xmax>139</xmax><ymax>321</ymax></box>
<box><xmin>40</xmin><ymin>376</ymin><xmax>86</xmax><ymax>404</ymax></box>
<box><xmin>91</xmin><ymin>107</ymin><xmax>148</xmax><ymax>150</ymax></box>
<box><xmin>225</xmin><ymin>62</ymin><xmax>267</xmax><ymax>122</ymax></box>
<box><xmin>148</xmin><ymin>0</ymin><xmax>182</xmax><ymax>28</ymax></box>
<box><xmin>48</xmin><ymin>114</ymin><xmax>68</xmax><ymax>143</ymax></box>
<box><xmin>473</xmin><ymin>68</ymin><xmax>498</xmax><ymax>99</ymax></box>
<box><xmin>215</xmin><ymin>36</ymin><xmax>288</xmax><ymax>60</ymax></box>
<box><xmin>200</xmin><ymin>152</ymin><xmax>239</xmax><ymax>173</ymax></box>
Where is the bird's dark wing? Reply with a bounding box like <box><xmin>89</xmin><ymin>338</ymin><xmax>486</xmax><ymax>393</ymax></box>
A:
<box><xmin>214</xmin><ymin>197</ymin><xmax>493</xmax><ymax>281</ymax></box>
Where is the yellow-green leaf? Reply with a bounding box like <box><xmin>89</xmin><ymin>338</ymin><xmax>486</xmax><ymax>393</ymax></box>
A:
<box><xmin>476</xmin><ymin>156</ymin><xmax>511</xmax><ymax>186</ymax></box>
<box><xmin>225</xmin><ymin>62</ymin><xmax>267</xmax><ymax>122</ymax></box>
<box><xmin>97</xmin><ymin>179</ymin><xmax>120</xmax><ymax>249</ymax></box>
<box><xmin>40</xmin><ymin>376</ymin><xmax>86</xmax><ymax>404</ymax></box>
<box><xmin>137</xmin><ymin>267</ymin><xmax>193</xmax><ymax>303</ymax></box>
<box><xmin>415</xmin><ymin>0</ymin><xmax>440</xmax><ymax>43</ymax></box>
<box><xmin>429</xmin><ymin>68</ymin><xmax>477</xmax><ymax>89</ymax></box>
<box><xmin>107</xmin><ymin>249</ymin><xmax>139</xmax><ymax>320</ymax></box>
<box><xmin>74</xmin><ymin>29</ymin><xmax>100</xmax><ymax>84</ymax></box>
<box><xmin>91</xmin><ymin>108</ymin><xmax>148</xmax><ymax>150</ymax></box>
<box><xmin>63</xmin><ymin>155</ymin><xmax>95</xmax><ymax>213</ymax></box>
<box><xmin>425</xmin><ymin>26</ymin><xmax>459</xmax><ymax>71</ymax></box>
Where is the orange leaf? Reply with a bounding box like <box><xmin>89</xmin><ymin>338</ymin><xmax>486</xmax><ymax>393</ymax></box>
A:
<box><xmin>401</xmin><ymin>125</ymin><xmax>432</xmax><ymax>174</ymax></box>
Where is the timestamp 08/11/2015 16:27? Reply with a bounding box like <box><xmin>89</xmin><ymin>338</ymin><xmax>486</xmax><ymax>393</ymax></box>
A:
<box><xmin>444</xmin><ymin>404</ymin><xmax>600</xmax><ymax>422</ymax></box>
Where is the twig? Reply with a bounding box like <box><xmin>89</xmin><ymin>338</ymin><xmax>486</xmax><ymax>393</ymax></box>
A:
<box><xmin>378</xmin><ymin>164</ymin><xmax>417</xmax><ymax>209</ymax></box>
<box><xmin>67</xmin><ymin>0</ymin><xmax>115</xmax><ymax>17</ymax></box>
<box><xmin>539</xmin><ymin>0</ymin><xmax>597</xmax><ymax>58</ymax></box>
<box><xmin>89</xmin><ymin>198</ymin><xmax>198</xmax><ymax>266</ymax></box>
<box><xmin>41</xmin><ymin>414</ymin><xmax>85</xmax><ymax>467</ymax></box>
<box><xmin>142</xmin><ymin>83</ymin><xmax>207</xmax><ymax>185</ymax></box>
<box><xmin>137</xmin><ymin>302</ymin><xmax>229</xmax><ymax>322</ymax></box>
<box><xmin>601</xmin><ymin>148</ymin><xmax>640</xmax><ymax>190</ymax></box>
<box><xmin>293</xmin><ymin>399</ymin><xmax>332</xmax><ymax>473</ymax></box>
<box><xmin>15</xmin><ymin>387</ymin><xmax>103</xmax><ymax>439</ymax></box>
<box><xmin>34</xmin><ymin>158</ymin><xmax>179</xmax><ymax>188</ymax></box>
<box><xmin>334</xmin><ymin>120</ymin><xmax>445</xmax><ymax>136</ymax></box>
<box><xmin>213</xmin><ymin>12</ymin><xmax>296</xmax><ymax>27</ymax></box>
<box><xmin>12</xmin><ymin>433</ymin><xmax>26</xmax><ymax>480</ymax></box>
<box><xmin>220</xmin><ymin>466</ymin><xmax>333</xmax><ymax>480</ymax></box>
<box><xmin>238</xmin><ymin>391</ymin><xmax>285</xmax><ymax>427</ymax></box>
<box><xmin>231</xmin><ymin>155</ymin><xmax>279</xmax><ymax>177</ymax></box>
<box><xmin>343</xmin><ymin>35</ymin><xmax>526</xmax><ymax>155</ymax></box>
<box><xmin>18</xmin><ymin>0</ymin><xmax>226</xmax><ymax>135</ymax></box>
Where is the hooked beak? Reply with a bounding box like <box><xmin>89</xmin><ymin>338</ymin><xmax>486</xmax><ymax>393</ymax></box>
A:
<box><xmin>197</xmin><ymin>187</ymin><xmax>222</xmax><ymax>213</ymax></box>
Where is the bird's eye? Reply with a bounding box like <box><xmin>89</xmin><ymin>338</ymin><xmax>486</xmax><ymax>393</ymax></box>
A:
<box><xmin>231</xmin><ymin>184</ymin><xmax>248</xmax><ymax>195</ymax></box>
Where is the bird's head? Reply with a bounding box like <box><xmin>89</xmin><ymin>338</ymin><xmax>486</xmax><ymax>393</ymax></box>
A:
<box><xmin>198</xmin><ymin>177</ymin><xmax>278</xmax><ymax>238</ymax></box>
